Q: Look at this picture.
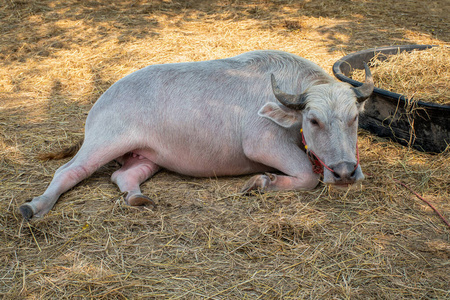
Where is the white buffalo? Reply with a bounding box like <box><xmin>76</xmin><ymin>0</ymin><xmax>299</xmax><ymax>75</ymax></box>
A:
<box><xmin>20</xmin><ymin>50</ymin><xmax>373</xmax><ymax>220</ymax></box>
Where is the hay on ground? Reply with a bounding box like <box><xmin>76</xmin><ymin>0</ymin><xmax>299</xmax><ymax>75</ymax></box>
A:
<box><xmin>1</xmin><ymin>0</ymin><xmax>449</xmax><ymax>299</ymax></box>
<box><xmin>352</xmin><ymin>46</ymin><xmax>450</xmax><ymax>105</ymax></box>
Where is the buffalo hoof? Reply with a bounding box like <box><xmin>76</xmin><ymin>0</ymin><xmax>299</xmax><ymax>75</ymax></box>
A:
<box><xmin>240</xmin><ymin>173</ymin><xmax>276</xmax><ymax>194</ymax></box>
<box><xmin>126</xmin><ymin>194</ymin><xmax>156</xmax><ymax>209</ymax></box>
<box><xmin>19</xmin><ymin>204</ymin><xmax>34</xmax><ymax>221</ymax></box>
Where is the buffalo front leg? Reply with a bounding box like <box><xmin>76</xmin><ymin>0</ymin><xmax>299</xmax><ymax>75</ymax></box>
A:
<box><xmin>111</xmin><ymin>153</ymin><xmax>160</xmax><ymax>208</ymax></box>
<box><xmin>242</xmin><ymin>139</ymin><xmax>320</xmax><ymax>193</ymax></box>
<box><xmin>241</xmin><ymin>172</ymin><xmax>319</xmax><ymax>193</ymax></box>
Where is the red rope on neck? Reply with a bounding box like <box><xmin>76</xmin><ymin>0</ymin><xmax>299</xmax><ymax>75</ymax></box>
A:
<box><xmin>301</xmin><ymin>129</ymin><xmax>360</xmax><ymax>175</ymax></box>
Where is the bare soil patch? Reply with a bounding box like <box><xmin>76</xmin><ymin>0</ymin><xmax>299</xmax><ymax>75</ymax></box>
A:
<box><xmin>1</xmin><ymin>0</ymin><xmax>449</xmax><ymax>298</ymax></box>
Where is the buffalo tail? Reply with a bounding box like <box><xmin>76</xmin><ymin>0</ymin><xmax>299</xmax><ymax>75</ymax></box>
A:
<box><xmin>37</xmin><ymin>139</ymin><xmax>83</xmax><ymax>160</ymax></box>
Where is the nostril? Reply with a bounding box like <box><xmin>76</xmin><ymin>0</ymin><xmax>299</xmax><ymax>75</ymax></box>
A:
<box><xmin>350</xmin><ymin>168</ymin><xmax>356</xmax><ymax>178</ymax></box>
<box><xmin>332</xmin><ymin>171</ymin><xmax>341</xmax><ymax>179</ymax></box>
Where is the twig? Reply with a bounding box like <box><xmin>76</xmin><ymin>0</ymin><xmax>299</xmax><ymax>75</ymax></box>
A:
<box><xmin>27</xmin><ymin>223</ymin><xmax>42</xmax><ymax>252</ymax></box>
<box><xmin>57</xmin><ymin>223</ymin><xmax>90</xmax><ymax>252</ymax></box>
<box><xmin>394</xmin><ymin>179</ymin><xmax>450</xmax><ymax>229</ymax></box>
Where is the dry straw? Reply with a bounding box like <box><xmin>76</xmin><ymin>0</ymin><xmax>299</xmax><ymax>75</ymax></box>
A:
<box><xmin>1</xmin><ymin>0</ymin><xmax>449</xmax><ymax>299</ymax></box>
<box><xmin>353</xmin><ymin>46</ymin><xmax>450</xmax><ymax>105</ymax></box>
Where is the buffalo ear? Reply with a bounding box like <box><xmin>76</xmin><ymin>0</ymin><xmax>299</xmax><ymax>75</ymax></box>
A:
<box><xmin>258</xmin><ymin>102</ymin><xmax>300</xmax><ymax>128</ymax></box>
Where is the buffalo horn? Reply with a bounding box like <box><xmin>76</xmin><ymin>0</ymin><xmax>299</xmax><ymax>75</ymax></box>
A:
<box><xmin>351</xmin><ymin>62</ymin><xmax>374</xmax><ymax>103</ymax></box>
<box><xmin>271</xmin><ymin>74</ymin><xmax>307</xmax><ymax>110</ymax></box>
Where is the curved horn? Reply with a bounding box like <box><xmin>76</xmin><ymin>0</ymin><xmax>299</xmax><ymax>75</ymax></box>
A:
<box><xmin>271</xmin><ymin>74</ymin><xmax>307</xmax><ymax>110</ymax></box>
<box><xmin>351</xmin><ymin>62</ymin><xmax>374</xmax><ymax>103</ymax></box>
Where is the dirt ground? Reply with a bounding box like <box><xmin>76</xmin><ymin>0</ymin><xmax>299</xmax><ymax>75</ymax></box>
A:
<box><xmin>1</xmin><ymin>0</ymin><xmax>449</xmax><ymax>299</ymax></box>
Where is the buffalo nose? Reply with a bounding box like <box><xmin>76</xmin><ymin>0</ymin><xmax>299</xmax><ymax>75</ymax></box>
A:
<box><xmin>330</xmin><ymin>162</ymin><xmax>357</xmax><ymax>183</ymax></box>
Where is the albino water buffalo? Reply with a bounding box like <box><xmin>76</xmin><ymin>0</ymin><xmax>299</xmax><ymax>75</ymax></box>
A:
<box><xmin>20</xmin><ymin>50</ymin><xmax>373</xmax><ymax>220</ymax></box>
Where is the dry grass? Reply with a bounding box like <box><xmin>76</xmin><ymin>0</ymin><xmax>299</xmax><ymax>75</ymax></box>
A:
<box><xmin>353</xmin><ymin>46</ymin><xmax>450</xmax><ymax>105</ymax></box>
<box><xmin>1</xmin><ymin>0</ymin><xmax>449</xmax><ymax>299</ymax></box>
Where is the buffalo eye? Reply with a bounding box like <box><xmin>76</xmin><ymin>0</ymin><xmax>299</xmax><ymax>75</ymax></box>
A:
<box><xmin>310</xmin><ymin>118</ymin><xmax>319</xmax><ymax>126</ymax></box>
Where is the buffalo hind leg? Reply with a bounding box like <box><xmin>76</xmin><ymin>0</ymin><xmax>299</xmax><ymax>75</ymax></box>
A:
<box><xmin>111</xmin><ymin>153</ymin><xmax>160</xmax><ymax>208</ymax></box>
<box><xmin>19</xmin><ymin>144</ymin><xmax>120</xmax><ymax>220</ymax></box>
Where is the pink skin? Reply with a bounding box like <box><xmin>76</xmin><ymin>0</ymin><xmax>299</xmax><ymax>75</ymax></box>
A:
<box><xmin>19</xmin><ymin>139</ymin><xmax>161</xmax><ymax>220</ymax></box>
<box><xmin>111</xmin><ymin>153</ymin><xmax>159</xmax><ymax>207</ymax></box>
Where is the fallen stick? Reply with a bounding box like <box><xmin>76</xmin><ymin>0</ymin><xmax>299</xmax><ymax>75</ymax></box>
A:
<box><xmin>394</xmin><ymin>179</ymin><xmax>450</xmax><ymax>229</ymax></box>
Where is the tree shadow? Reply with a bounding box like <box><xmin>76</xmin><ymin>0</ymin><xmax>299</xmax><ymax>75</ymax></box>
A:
<box><xmin>1</xmin><ymin>0</ymin><xmax>448</xmax><ymax>64</ymax></box>
<box><xmin>306</xmin><ymin>0</ymin><xmax>449</xmax><ymax>52</ymax></box>
<box><xmin>1</xmin><ymin>0</ymin><xmax>448</xmax><ymax>147</ymax></box>
<box><xmin>0</xmin><ymin>0</ymin><xmax>447</xmax><ymax>146</ymax></box>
